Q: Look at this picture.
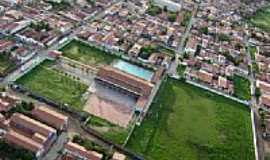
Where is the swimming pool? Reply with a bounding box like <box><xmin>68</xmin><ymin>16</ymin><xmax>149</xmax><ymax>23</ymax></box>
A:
<box><xmin>113</xmin><ymin>60</ymin><xmax>153</xmax><ymax>81</ymax></box>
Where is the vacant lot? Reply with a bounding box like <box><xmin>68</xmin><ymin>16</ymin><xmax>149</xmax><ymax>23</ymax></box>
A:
<box><xmin>233</xmin><ymin>75</ymin><xmax>251</xmax><ymax>100</ymax></box>
<box><xmin>248</xmin><ymin>6</ymin><xmax>270</xmax><ymax>31</ymax></box>
<box><xmin>0</xmin><ymin>55</ymin><xmax>15</xmax><ymax>76</ymax></box>
<box><xmin>127</xmin><ymin>78</ymin><xmax>254</xmax><ymax>160</ymax></box>
<box><xmin>87</xmin><ymin>115</ymin><xmax>130</xmax><ymax>145</ymax></box>
<box><xmin>60</xmin><ymin>40</ymin><xmax>117</xmax><ymax>66</ymax></box>
<box><xmin>16</xmin><ymin>60</ymin><xmax>88</xmax><ymax>110</ymax></box>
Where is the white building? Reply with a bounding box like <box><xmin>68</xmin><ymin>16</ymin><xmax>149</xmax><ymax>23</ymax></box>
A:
<box><xmin>153</xmin><ymin>0</ymin><xmax>182</xmax><ymax>12</ymax></box>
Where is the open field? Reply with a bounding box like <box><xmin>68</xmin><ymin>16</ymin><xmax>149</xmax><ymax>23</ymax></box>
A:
<box><xmin>248</xmin><ymin>6</ymin><xmax>270</xmax><ymax>31</ymax></box>
<box><xmin>0</xmin><ymin>54</ymin><xmax>15</xmax><ymax>76</ymax></box>
<box><xmin>127</xmin><ymin>78</ymin><xmax>254</xmax><ymax>160</ymax></box>
<box><xmin>16</xmin><ymin>60</ymin><xmax>88</xmax><ymax>110</ymax></box>
<box><xmin>60</xmin><ymin>40</ymin><xmax>117</xmax><ymax>66</ymax></box>
<box><xmin>233</xmin><ymin>75</ymin><xmax>251</xmax><ymax>100</ymax></box>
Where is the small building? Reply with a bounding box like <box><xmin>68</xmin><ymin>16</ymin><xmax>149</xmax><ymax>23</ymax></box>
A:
<box><xmin>260</xmin><ymin>94</ymin><xmax>270</xmax><ymax>109</ymax></box>
<box><xmin>0</xmin><ymin>92</ymin><xmax>18</xmax><ymax>112</ymax></box>
<box><xmin>112</xmin><ymin>152</ymin><xmax>126</xmax><ymax>160</ymax></box>
<box><xmin>218</xmin><ymin>76</ymin><xmax>228</xmax><ymax>89</ymax></box>
<box><xmin>257</xmin><ymin>80</ymin><xmax>270</xmax><ymax>94</ymax></box>
<box><xmin>64</xmin><ymin>141</ymin><xmax>103</xmax><ymax>160</ymax></box>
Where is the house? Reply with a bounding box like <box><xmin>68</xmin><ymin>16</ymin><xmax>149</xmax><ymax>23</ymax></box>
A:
<box><xmin>257</xmin><ymin>80</ymin><xmax>270</xmax><ymax>94</ymax></box>
<box><xmin>32</xmin><ymin>106</ymin><xmax>69</xmax><ymax>131</ymax></box>
<box><xmin>112</xmin><ymin>152</ymin><xmax>126</xmax><ymax>160</ymax></box>
<box><xmin>0</xmin><ymin>92</ymin><xmax>18</xmax><ymax>112</ymax></box>
<box><xmin>218</xmin><ymin>76</ymin><xmax>228</xmax><ymax>89</ymax></box>
<box><xmin>260</xmin><ymin>94</ymin><xmax>270</xmax><ymax>108</ymax></box>
<box><xmin>198</xmin><ymin>70</ymin><xmax>213</xmax><ymax>84</ymax></box>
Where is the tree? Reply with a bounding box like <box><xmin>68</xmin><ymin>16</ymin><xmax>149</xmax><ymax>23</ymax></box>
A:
<box><xmin>255</xmin><ymin>87</ymin><xmax>261</xmax><ymax>100</ymax></box>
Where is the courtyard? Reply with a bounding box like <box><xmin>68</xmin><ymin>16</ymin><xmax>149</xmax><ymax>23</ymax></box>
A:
<box><xmin>16</xmin><ymin>60</ymin><xmax>88</xmax><ymax>110</ymax></box>
<box><xmin>127</xmin><ymin>78</ymin><xmax>255</xmax><ymax>160</ymax></box>
<box><xmin>84</xmin><ymin>81</ymin><xmax>136</xmax><ymax>128</ymax></box>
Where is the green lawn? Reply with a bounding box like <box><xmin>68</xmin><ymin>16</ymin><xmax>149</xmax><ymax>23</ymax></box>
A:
<box><xmin>60</xmin><ymin>40</ymin><xmax>117</xmax><ymax>66</ymax></box>
<box><xmin>248</xmin><ymin>6</ymin><xmax>270</xmax><ymax>31</ymax></box>
<box><xmin>127</xmin><ymin>78</ymin><xmax>254</xmax><ymax>160</ymax></box>
<box><xmin>16</xmin><ymin>60</ymin><xmax>88</xmax><ymax>110</ymax></box>
<box><xmin>0</xmin><ymin>54</ymin><xmax>15</xmax><ymax>76</ymax></box>
<box><xmin>233</xmin><ymin>75</ymin><xmax>251</xmax><ymax>100</ymax></box>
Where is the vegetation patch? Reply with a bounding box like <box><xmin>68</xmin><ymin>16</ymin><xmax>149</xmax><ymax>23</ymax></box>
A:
<box><xmin>177</xmin><ymin>64</ymin><xmax>186</xmax><ymax>77</ymax></box>
<box><xmin>233</xmin><ymin>75</ymin><xmax>251</xmax><ymax>100</ymax></box>
<box><xmin>60</xmin><ymin>40</ymin><xmax>118</xmax><ymax>66</ymax></box>
<box><xmin>0</xmin><ymin>140</ymin><xmax>35</xmax><ymax>160</ymax></box>
<box><xmin>87</xmin><ymin>115</ymin><xmax>130</xmax><ymax>145</ymax></box>
<box><xmin>16</xmin><ymin>60</ymin><xmax>88</xmax><ymax>110</ymax></box>
<box><xmin>139</xmin><ymin>44</ymin><xmax>175</xmax><ymax>60</ymax></box>
<box><xmin>248</xmin><ymin>6</ymin><xmax>270</xmax><ymax>32</ymax></box>
<box><xmin>127</xmin><ymin>78</ymin><xmax>254</xmax><ymax>160</ymax></box>
<box><xmin>0</xmin><ymin>54</ymin><xmax>16</xmax><ymax>76</ymax></box>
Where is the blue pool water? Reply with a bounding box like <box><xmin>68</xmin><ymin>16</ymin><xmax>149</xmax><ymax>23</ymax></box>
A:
<box><xmin>113</xmin><ymin>60</ymin><xmax>153</xmax><ymax>81</ymax></box>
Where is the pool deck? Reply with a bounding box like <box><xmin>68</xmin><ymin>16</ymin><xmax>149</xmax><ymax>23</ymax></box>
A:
<box><xmin>112</xmin><ymin>60</ymin><xmax>154</xmax><ymax>81</ymax></box>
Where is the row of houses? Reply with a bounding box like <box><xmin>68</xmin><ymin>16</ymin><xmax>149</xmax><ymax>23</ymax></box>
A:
<box><xmin>76</xmin><ymin>1</ymin><xmax>194</xmax><ymax>68</ymax></box>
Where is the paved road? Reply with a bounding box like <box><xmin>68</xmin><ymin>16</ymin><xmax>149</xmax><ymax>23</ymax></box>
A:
<box><xmin>245</xmin><ymin>32</ymin><xmax>264</xmax><ymax>160</ymax></box>
<box><xmin>168</xmin><ymin>4</ymin><xmax>198</xmax><ymax>76</ymax></box>
<box><xmin>41</xmin><ymin>133</ymin><xmax>68</xmax><ymax>160</ymax></box>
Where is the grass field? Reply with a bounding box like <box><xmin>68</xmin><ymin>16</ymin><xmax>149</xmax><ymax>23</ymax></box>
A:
<box><xmin>60</xmin><ymin>40</ymin><xmax>117</xmax><ymax>66</ymax></box>
<box><xmin>233</xmin><ymin>75</ymin><xmax>251</xmax><ymax>100</ymax></box>
<box><xmin>16</xmin><ymin>60</ymin><xmax>88</xmax><ymax>110</ymax></box>
<box><xmin>127</xmin><ymin>78</ymin><xmax>254</xmax><ymax>160</ymax></box>
<box><xmin>248</xmin><ymin>6</ymin><xmax>270</xmax><ymax>31</ymax></box>
<box><xmin>0</xmin><ymin>54</ymin><xmax>15</xmax><ymax>76</ymax></box>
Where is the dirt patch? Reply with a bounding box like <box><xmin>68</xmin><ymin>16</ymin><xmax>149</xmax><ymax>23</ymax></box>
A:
<box><xmin>84</xmin><ymin>94</ymin><xmax>133</xmax><ymax>128</ymax></box>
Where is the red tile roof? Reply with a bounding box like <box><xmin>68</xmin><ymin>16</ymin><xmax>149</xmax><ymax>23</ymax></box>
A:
<box><xmin>65</xmin><ymin>142</ymin><xmax>103</xmax><ymax>160</ymax></box>
<box><xmin>10</xmin><ymin>113</ymin><xmax>57</xmax><ymax>138</ymax></box>
<box><xmin>198</xmin><ymin>70</ymin><xmax>213</xmax><ymax>84</ymax></box>
<box><xmin>260</xmin><ymin>95</ymin><xmax>270</xmax><ymax>107</ymax></box>
<box><xmin>32</xmin><ymin>106</ymin><xmax>68</xmax><ymax>130</ymax></box>
<box><xmin>4</xmin><ymin>130</ymin><xmax>43</xmax><ymax>155</ymax></box>
<box><xmin>96</xmin><ymin>66</ymin><xmax>154</xmax><ymax>97</ymax></box>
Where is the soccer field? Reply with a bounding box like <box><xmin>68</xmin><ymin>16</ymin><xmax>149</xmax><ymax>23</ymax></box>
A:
<box><xmin>127</xmin><ymin>78</ymin><xmax>255</xmax><ymax>160</ymax></box>
<box><xmin>16</xmin><ymin>60</ymin><xmax>88</xmax><ymax>110</ymax></box>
